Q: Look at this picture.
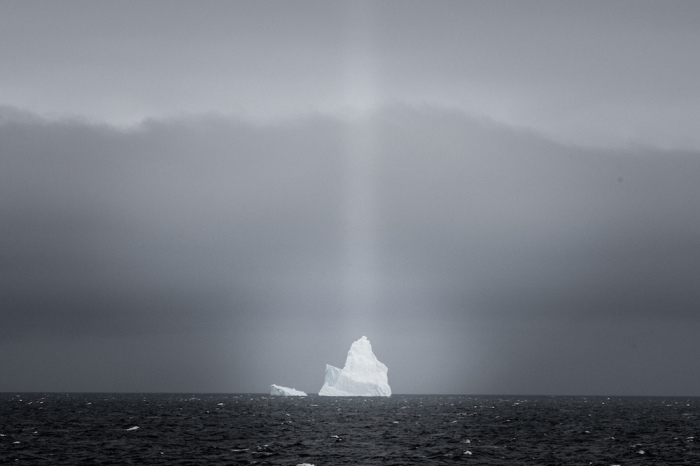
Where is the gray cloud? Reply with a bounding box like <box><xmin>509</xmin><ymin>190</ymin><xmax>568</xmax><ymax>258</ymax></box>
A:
<box><xmin>2</xmin><ymin>106</ymin><xmax>700</xmax><ymax>395</ymax></box>
<box><xmin>2</xmin><ymin>2</ymin><xmax>700</xmax><ymax>149</ymax></box>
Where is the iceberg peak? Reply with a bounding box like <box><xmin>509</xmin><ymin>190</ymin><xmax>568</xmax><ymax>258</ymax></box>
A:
<box><xmin>319</xmin><ymin>336</ymin><xmax>391</xmax><ymax>397</ymax></box>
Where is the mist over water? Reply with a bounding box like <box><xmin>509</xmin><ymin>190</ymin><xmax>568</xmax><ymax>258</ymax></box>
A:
<box><xmin>3</xmin><ymin>1</ymin><xmax>700</xmax><ymax>398</ymax></box>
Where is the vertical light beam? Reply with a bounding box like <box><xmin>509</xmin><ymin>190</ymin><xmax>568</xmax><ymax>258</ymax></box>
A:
<box><xmin>341</xmin><ymin>1</ymin><xmax>380</xmax><ymax>335</ymax></box>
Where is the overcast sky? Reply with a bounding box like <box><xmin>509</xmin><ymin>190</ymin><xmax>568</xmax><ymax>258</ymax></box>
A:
<box><xmin>2</xmin><ymin>1</ymin><xmax>700</xmax><ymax>396</ymax></box>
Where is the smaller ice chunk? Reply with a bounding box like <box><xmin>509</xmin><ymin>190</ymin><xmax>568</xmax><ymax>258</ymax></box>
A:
<box><xmin>269</xmin><ymin>384</ymin><xmax>307</xmax><ymax>396</ymax></box>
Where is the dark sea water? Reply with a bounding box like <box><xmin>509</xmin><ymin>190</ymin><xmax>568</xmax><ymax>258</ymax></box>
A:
<box><xmin>1</xmin><ymin>393</ymin><xmax>698</xmax><ymax>465</ymax></box>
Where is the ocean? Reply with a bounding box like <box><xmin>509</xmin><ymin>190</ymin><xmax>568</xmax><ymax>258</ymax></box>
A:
<box><xmin>1</xmin><ymin>393</ymin><xmax>698</xmax><ymax>465</ymax></box>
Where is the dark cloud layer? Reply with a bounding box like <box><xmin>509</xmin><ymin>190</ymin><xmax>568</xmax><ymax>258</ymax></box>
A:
<box><xmin>2</xmin><ymin>106</ymin><xmax>700</xmax><ymax>395</ymax></box>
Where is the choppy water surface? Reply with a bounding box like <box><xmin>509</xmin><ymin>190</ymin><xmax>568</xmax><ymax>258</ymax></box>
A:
<box><xmin>1</xmin><ymin>393</ymin><xmax>698</xmax><ymax>464</ymax></box>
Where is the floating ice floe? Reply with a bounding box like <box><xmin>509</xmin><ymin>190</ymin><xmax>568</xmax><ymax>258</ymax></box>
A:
<box><xmin>269</xmin><ymin>384</ymin><xmax>307</xmax><ymax>396</ymax></box>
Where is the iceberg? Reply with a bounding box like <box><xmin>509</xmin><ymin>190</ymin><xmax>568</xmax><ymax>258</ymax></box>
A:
<box><xmin>269</xmin><ymin>384</ymin><xmax>307</xmax><ymax>396</ymax></box>
<box><xmin>319</xmin><ymin>336</ymin><xmax>391</xmax><ymax>397</ymax></box>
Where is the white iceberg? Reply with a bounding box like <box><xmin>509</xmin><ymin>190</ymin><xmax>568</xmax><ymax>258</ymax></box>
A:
<box><xmin>269</xmin><ymin>384</ymin><xmax>307</xmax><ymax>396</ymax></box>
<box><xmin>319</xmin><ymin>336</ymin><xmax>391</xmax><ymax>397</ymax></box>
